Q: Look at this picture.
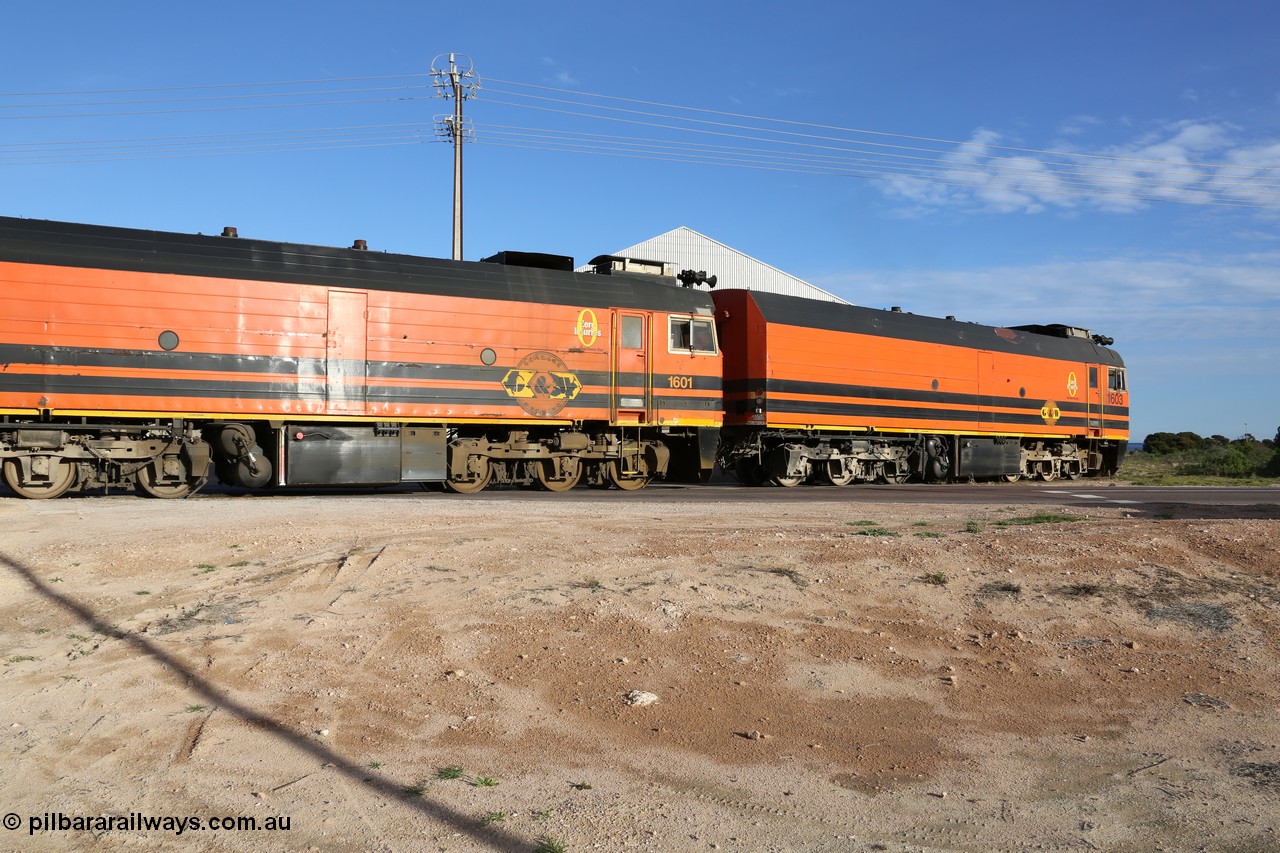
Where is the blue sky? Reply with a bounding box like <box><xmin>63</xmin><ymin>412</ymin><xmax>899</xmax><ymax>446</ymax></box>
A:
<box><xmin>3</xmin><ymin>1</ymin><xmax>1278</xmax><ymax>443</ymax></box>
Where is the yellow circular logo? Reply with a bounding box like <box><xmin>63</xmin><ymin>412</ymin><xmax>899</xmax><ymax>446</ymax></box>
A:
<box><xmin>1067</xmin><ymin>372</ymin><xmax>1079</xmax><ymax>398</ymax></box>
<box><xmin>1040</xmin><ymin>400</ymin><xmax>1063</xmax><ymax>425</ymax></box>
<box><xmin>575</xmin><ymin>309</ymin><xmax>602</xmax><ymax>347</ymax></box>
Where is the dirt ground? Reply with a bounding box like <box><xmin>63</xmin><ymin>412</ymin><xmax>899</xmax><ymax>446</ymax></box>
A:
<box><xmin>1</xmin><ymin>488</ymin><xmax>1278</xmax><ymax>852</ymax></box>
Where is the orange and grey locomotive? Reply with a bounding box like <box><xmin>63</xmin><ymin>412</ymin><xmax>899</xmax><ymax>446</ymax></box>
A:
<box><xmin>713</xmin><ymin>289</ymin><xmax>1128</xmax><ymax>487</ymax></box>
<box><xmin>0</xmin><ymin>217</ymin><xmax>721</xmax><ymax>498</ymax></box>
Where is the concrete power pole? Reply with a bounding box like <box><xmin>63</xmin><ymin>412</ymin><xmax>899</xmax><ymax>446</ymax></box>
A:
<box><xmin>431</xmin><ymin>53</ymin><xmax>478</xmax><ymax>261</ymax></box>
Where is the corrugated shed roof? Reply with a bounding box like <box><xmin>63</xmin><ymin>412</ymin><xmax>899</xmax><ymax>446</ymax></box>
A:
<box><xmin>579</xmin><ymin>226</ymin><xmax>850</xmax><ymax>304</ymax></box>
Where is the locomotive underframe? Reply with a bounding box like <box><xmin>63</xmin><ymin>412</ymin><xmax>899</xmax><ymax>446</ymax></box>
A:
<box><xmin>439</xmin><ymin>426</ymin><xmax>674</xmax><ymax>493</ymax></box>
<box><xmin>0</xmin><ymin>416</ymin><xmax>1125</xmax><ymax>498</ymax></box>
<box><xmin>717</xmin><ymin>427</ymin><xmax>1122</xmax><ymax>487</ymax></box>
<box><xmin>0</xmin><ymin>416</ymin><xmax>706</xmax><ymax>498</ymax></box>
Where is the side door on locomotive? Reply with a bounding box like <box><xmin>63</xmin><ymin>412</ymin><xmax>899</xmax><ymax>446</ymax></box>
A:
<box><xmin>1085</xmin><ymin>363</ymin><xmax>1129</xmax><ymax>435</ymax></box>
<box><xmin>609</xmin><ymin>306</ymin><xmax>723</xmax><ymax>423</ymax></box>
<box><xmin>611</xmin><ymin>309</ymin><xmax>652</xmax><ymax>425</ymax></box>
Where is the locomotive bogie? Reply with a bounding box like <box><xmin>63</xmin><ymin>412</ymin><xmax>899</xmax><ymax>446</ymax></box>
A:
<box><xmin>718</xmin><ymin>430</ymin><xmax>923</xmax><ymax>488</ymax></box>
<box><xmin>438</xmin><ymin>427</ymin><xmax>669</xmax><ymax>492</ymax></box>
<box><xmin>720</xmin><ymin>429</ymin><xmax>1119</xmax><ymax>487</ymax></box>
<box><xmin>0</xmin><ymin>419</ymin><xmax>211</xmax><ymax>498</ymax></box>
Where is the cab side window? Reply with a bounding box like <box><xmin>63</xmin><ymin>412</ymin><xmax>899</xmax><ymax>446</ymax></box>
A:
<box><xmin>1108</xmin><ymin>367</ymin><xmax>1127</xmax><ymax>392</ymax></box>
<box><xmin>669</xmin><ymin>317</ymin><xmax>691</xmax><ymax>350</ymax></box>
<box><xmin>668</xmin><ymin>316</ymin><xmax>717</xmax><ymax>355</ymax></box>
<box><xmin>621</xmin><ymin>316</ymin><xmax>643</xmax><ymax>349</ymax></box>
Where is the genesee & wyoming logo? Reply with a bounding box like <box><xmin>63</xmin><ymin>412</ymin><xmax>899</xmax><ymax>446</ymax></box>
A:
<box><xmin>500</xmin><ymin>351</ymin><xmax>583</xmax><ymax>417</ymax></box>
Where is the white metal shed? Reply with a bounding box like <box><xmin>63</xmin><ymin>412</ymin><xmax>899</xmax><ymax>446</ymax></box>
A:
<box><xmin>581</xmin><ymin>226</ymin><xmax>850</xmax><ymax>304</ymax></box>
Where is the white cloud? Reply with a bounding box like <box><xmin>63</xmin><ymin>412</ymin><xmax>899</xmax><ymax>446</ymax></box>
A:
<box><xmin>539</xmin><ymin>57</ymin><xmax>580</xmax><ymax>87</ymax></box>
<box><xmin>874</xmin><ymin>120</ymin><xmax>1280</xmax><ymax>215</ymax></box>
<box><xmin>1058</xmin><ymin>115</ymin><xmax>1103</xmax><ymax>137</ymax></box>
<box><xmin>811</xmin><ymin>252</ymin><xmax>1280</xmax><ymax>350</ymax></box>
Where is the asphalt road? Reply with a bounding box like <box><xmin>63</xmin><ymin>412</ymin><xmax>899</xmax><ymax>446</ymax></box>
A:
<box><xmin>415</xmin><ymin>481</ymin><xmax>1279</xmax><ymax>522</ymax></box>
<box><xmin>7</xmin><ymin>481</ymin><xmax>1278</xmax><ymax>516</ymax></box>
<box><xmin>183</xmin><ymin>480</ymin><xmax>1280</xmax><ymax>513</ymax></box>
<box><xmin>467</xmin><ymin>480</ymin><xmax>1280</xmax><ymax>508</ymax></box>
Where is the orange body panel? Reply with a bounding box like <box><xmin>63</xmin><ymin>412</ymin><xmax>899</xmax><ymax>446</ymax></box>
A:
<box><xmin>0</xmin><ymin>261</ymin><xmax>722</xmax><ymax>428</ymax></box>
<box><xmin>714</xmin><ymin>289</ymin><xmax>1128</xmax><ymax>442</ymax></box>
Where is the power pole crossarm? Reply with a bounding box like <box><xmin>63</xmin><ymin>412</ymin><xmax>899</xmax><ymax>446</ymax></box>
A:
<box><xmin>431</xmin><ymin>53</ymin><xmax>479</xmax><ymax>261</ymax></box>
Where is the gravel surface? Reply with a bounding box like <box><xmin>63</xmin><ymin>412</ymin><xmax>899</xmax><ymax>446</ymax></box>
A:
<box><xmin>1</xmin><ymin>492</ymin><xmax>1278</xmax><ymax>852</ymax></box>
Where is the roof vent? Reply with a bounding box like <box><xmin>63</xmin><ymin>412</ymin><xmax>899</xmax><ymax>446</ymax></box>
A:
<box><xmin>588</xmin><ymin>255</ymin><xmax>676</xmax><ymax>277</ymax></box>
<box><xmin>1010</xmin><ymin>323</ymin><xmax>1091</xmax><ymax>339</ymax></box>
<box><xmin>480</xmin><ymin>251</ymin><xmax>575</xmax><ymax>272</ymax></box>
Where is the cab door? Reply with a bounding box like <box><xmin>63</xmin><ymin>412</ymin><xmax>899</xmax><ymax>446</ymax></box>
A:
<box><xmin>612</xmin><ymin>311</ymin><xmax>651</xmax><ymax>424</ymax></box>
<box><xmin>1086</xmin><ymin>364</ymin><xmax>1104</xmax><ymax>436</ymax></box>
<box><xmin>1104</xmin><ymin>365</ymin><xmax>1128</xmax><ymax>435</ymax></box>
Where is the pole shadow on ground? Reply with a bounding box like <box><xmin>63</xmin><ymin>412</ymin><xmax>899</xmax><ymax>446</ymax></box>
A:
<box><xmin>2</xmin><ymin>552</ymin><xmax>533</xmax><ymax>852</ymax></box>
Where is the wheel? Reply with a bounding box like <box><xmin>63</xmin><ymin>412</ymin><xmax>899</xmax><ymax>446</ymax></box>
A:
<box><xmin>1036</xmin><ymin>466</ymin><xmax>1058</xmax><ymax>482</ymax></box>
<box><xmin>536</xmin><ymin>458</ymin><xmax>582</xmax><ymax>492</ymax></box>
<box><xmin>136</xmin><ymin>459</ymin><xmax>204</xmax><ymax>499</ymax></box>
<box><xmin>218</xmin><ymin>423</ymin><xmax>255</xmax><ymax>456</ymax></box>
<box><xmin>445</xmin><ymin>456</ymin><xmax>492</xmax><ymax>494</ymax></box>
<box><xmin>233</xmin><ymin>449</ymin><xmax>273</xmax><ymax>488</ymax></box>
<box><xmin>823</xmin><ymin>459</ymin><xmax>857</xmax><ymax>486</ymax></box>
<box><xmin>607</xmin><ymin>459</ymin><xmax>649</xmax><ymax>491</ymax></box>
<box><xmin>3</xmin><ymin>457</ymin><xmax>77</xmax><ymax>499</ymax></box>
<box><xmin>1002</xmin><ymin>472</ymin><xmax>1022</xmax><ymax>483</ymax></box>
<box><xmin>1063</xmin><ymin>465</ymin><xmax>1082</xmax><ymax>481</ymax></box>
<box><xmin>768</xmin><ymin>454</ymin><xmax>809</xmax><ymax>487</ymax></box>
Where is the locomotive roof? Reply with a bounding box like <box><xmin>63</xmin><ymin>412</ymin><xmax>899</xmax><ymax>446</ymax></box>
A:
<box><xmin>724</xmin><ymin>289</ymin><xmax>1125</xmax><ymax>367</ymax></box>
<box><xmin>0</xmin><ymin>216</ymin><xmax>713</xmax><ymax>315</ymax></box>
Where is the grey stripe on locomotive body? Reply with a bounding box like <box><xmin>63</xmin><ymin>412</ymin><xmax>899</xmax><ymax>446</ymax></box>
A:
<box><xmin>0</xmin><ymin>347</ymin><xmax>721</xmax><ymax>415</ymax></box>
<box><xmin>0</xmin><ymin>344</ymin><xmax>717</xmax><ymax>396</ymax></box>
<box><xmin>0</xmin><ymin>216</ymin><xmax>714</xmax><ymax>316</ymax></box>
<box><xmin>743</xmin><ymin>291</ymin><xmax>1126</xmax><ymax>368</ymax></box>
<box><xmin>760</xmin><ymin>396</ymin><xmax>1100</xmax><ymax>429</ymax></box>
<box><xmin>0</xmin><ymin>369</ymin><xmax>721</xmax><ymax>416</ymax></box>
<box><xmin>725</xmin><ymin>376</ymin><xmax>1129</xmax><ymax>418</ymax></box>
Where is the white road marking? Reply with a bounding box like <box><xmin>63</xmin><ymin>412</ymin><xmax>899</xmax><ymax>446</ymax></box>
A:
<box><xmin>1044</xmin><ymin>491</ymin><xmax>1141</xmax><ymax>504</ymax></box>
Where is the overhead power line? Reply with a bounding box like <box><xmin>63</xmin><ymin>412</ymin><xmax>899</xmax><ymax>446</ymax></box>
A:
<box><xmin>0</xmin><ymin>122</ymin><xmax>433</xmax><ymax>166</ymax></box>
<box><xmin>484</xmin><ymin>77</ymin><xmax>1280</xmax><ymax>175</ymax></box>
<box><xmin>475</xmin><ymin>138</ymin><xmax>1270</xmax><ymax>210</ymax></box>
<box><xmin>2</xmin><ymin>69</ymin><xmax>1278</xmax><ymax>210</ymax></box>
<box><xmin>472</xmin><ymin>83</ymin><xmax>1280</xmax><ymax>209</ymax></box>
<box><xmin>472</xmin><ymin>123</ymin><xmax>1280</xmax><ymax>190</ymax></box>
<box><xmin>0</xmin><ymin>84</ymin><xmax>431</xmax><ymax>112</ymax></box>
<box><xmin>0</xmin><ymin>73</ymin><xmax>429</xmax><ymax>98</ymax></box>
